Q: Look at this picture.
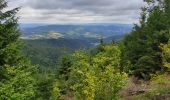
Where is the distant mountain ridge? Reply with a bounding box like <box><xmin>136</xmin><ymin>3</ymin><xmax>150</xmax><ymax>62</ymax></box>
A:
<box><xmin>21</xmin><ymin>23</ymin><xmax>133</xmax><ymax>68</ymax></box>
<box><xmin>20</xmin><ymin>23</ymin><xmax>133</xmax><ymax>40</ymax></box>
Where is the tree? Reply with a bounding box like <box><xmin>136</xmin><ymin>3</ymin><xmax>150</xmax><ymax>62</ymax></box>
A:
<box><xmin>50</xmin><ymin>80</ymin><xmax>61</xmax><ymax>100</ymax></box>
<box><xmin>161</xmin><ymin>32</ymin><xmax>170</xmax><ymax>71</ymax></box>
<box><xmin>67</xmin><ymin>51</ymin><xmax>95</xmax><ymax>100</ymax></box>
<box><xmin>58</xmin><ymin>54</ymin><xmax>73</xmax><ymax>81</ymax></box>
<box><xmin>36</xmin><ymin>73</ymin><xmax>55</xmax><ymax>100</ymax></box>
<box><xmin>0</xmin><ymin>0</ymin><xmax>21</xmax><ymax>67</ymax></box>
<box><xmin>66</xmin><ymin>44</ymin><xmax>127</xmax><ymax>100</ymax></box>
<box><xmin>93</xmin><ymin>44</ymin><xmax>126</xmax><ymax>100</ymax></box>
<box><xmin>0</xmin><ymin>62</ymin><xmax>37</xmax><ymax>99</ymax></box>
<box><xmin>121</xmin><ymin>0</ymin><xmax>170</xmax><ymax>79</ymax></box>
<box><xmin>0</xmin><ymin>0</ymin><xmax>21</xmax><ymax>80</ymax></box>
<box><xmin>0</xmin><ymin>0</ymin><xmax>37</xmax><ymax>99</ymax></box>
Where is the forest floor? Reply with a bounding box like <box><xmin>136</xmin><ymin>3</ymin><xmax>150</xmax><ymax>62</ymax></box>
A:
<box><xmin>119</xmin><ymin>74</ymin><xmax>170</xmax><ymax>100</ymax></box>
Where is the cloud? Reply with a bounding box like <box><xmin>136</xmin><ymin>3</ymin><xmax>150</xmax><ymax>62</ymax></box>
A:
<box><xmin>9</xmin><ymin>0</ymin><xmax>145</xmax><ymax>24</ymax></box>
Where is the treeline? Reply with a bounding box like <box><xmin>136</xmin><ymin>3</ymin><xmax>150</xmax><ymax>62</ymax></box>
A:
<box><xmin>121</xmin><ymin>0</ymin><xmax>170</xmax><ymax>79</ymax></box>
<box><xmin>0</xmin><ymin>0</ymin><xmax>170</xmax><ymax>100</ymax></box>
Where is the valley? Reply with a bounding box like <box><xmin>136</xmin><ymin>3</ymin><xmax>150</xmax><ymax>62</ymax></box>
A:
<box><xmin>21</xmin><ymin>23</ymin><xmax>132</xmax><ymax>69</ymax></box>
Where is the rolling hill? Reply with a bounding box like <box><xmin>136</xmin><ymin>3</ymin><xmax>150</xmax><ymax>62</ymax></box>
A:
<box><xmin>21</xmin><ymin>23</ymin><xmax>133</xmax><ymax>69</ymax></box>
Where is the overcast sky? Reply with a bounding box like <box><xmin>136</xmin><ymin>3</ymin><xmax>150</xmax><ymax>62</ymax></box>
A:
<box><xmin>8</xmin><ymin>0</ymin><xmax>145</xmax><ymax>24</ymax></box>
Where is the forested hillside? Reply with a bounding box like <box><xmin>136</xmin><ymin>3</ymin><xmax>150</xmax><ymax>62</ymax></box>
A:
<box><xmin>21</xmin><ymin>24</ymin><xmax>128</xmax><ymax>71</ymax></box>
<box><xmin>23</xmin><ymin>38</ymin><xmax>95</xmax><ymax>70</ymax></box>
<box><xmin>0</xmin><ymin>0</ymin><xmax>170</xmax><ymax>100</ymax></box>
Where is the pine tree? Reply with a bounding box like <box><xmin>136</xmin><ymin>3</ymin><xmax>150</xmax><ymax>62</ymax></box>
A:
<box><xmin>0</xmin><ymin>0</ymin><xmax>21</xmax><ymax>79</ymax></box>
<box><xmin>121</xmin><ymin>0</ymin><xmax>170</xmax><ymax>79</ymax></box>
<box><xmin>0</xmin><ymin>0</ymin><xmax>37</xmax><ymax>99</ymax></box>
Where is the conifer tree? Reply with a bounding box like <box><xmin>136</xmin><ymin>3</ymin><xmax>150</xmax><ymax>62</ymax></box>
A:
<box><xmin>0</xmin><ymin>0</ymin><xmax>21</xmax><ymax>79</ymax></box>
<box><xmin>0</xmin><ymin>0</ymin><xmax>37</xmax><ymax>99</ymax></box>
<box><xmin>121</xmin><ymin>0</ymin><xmax>170</xmax><ymax>79</ymax></box>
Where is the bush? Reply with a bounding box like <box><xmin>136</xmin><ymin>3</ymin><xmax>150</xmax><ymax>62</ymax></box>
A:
<box><xmin>65</xmin><ymin>44</ymin><xmax>127</xmax><ymax>100</ymax></box>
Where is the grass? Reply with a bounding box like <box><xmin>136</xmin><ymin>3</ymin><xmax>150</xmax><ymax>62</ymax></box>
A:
<box><xmin>119</xmin><ymin>74</ymin><xmax>170</xmax><ymax>100</ymax></box>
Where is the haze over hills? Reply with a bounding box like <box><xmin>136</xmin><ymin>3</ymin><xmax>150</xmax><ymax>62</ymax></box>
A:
<box><xmin>20</xmin><ymin>23</ymin><xmax>132</xmax><ymax>41</ymax></box>
<box><xmin>21</xmin><ymin>23</ymin><xmax>133</xmax><ymax>68</ymax></box>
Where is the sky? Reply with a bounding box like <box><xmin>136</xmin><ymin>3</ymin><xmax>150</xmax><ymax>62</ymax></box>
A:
<box><xmin>8</xmin><ymin>0</ymin><xmax>145</xmax><ymax>24</ymax></box>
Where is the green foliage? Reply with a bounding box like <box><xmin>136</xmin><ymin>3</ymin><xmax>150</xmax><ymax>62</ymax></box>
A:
<box><xmin>161</xmin><ymin>37</ymin><xmax>170</xmax><ymax>71</ymax></box>
<box><xmin>66</xmin><ymin>51</ymin><xmax>95</xmax><ymax>100</ymax></box>
<box><xmin>50</xmin><ymin>80</ymin><xmax>61</xmax><ymax>100</ymax></box>
<box><xmin>132</xmin><ymin>74</ymin><xmax>170</xmax><ymax>100</ymax></box>
<box><xmin>64</xmin><ymin>44</ymin><xmax>127</xmax><ymax>100</ymax></box>
<box><xmin>36</xmin><ymin>73</ymin><xmax>55</xmax><ymax>100</ymax></box>
<box><xmin>22</xmin><ymin>38</ymin><xmax>91</xmax><ymax>70</ymax></box>
<box><xmin>121</xmin><ymin>0</ymin><xmax>170</xmax><ymax>79</ymax></box>
<box><xmin>2</xmin><ymin>0</ymin><xmax>170</xmax><ymax>99</ymax></box>
<box><xmin>93</xmin><ymin>44</ymin><xmax>127</xmax><ymax>100</ymax></box>
<box><xmin>0</xmin><ymin>0</ymin><xmax>38</xmax><ymax>99</ymax></box>
<box><xmin>149</xmin><ymin>74</ymin><xmax>170</xmax><ymax>95</ymax></box>
<box><xmin>58</xmin><ymin>53</ymin><xmax>73</xmax><ymax>80</ymax></box>
<box><xmin>0</xmin><ymin>62</ymin><xmax>37</xmax><ymax>100</ymax></box>
<box><xmin>0</xmin><ymin>0</ymin><xmax>21</xmax><ymax>68</ymax></box>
